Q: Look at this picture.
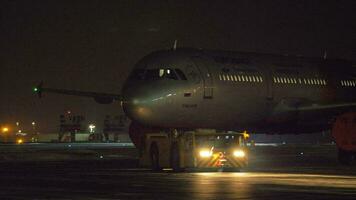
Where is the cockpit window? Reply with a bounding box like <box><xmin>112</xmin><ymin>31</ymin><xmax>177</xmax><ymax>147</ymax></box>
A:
<box><xmin>128</xmin><ymin>69</ymin><xmax>146</xmax><ymax>80</ymax></box>
<box><xmin>129</xmin><ymin>68</ymin><xmax>185</xmax><ymax>81</ymax></box>
<box><xmin>163</xmin><ymin>69</ymin><xmax>178</xmax><ymax>80</ymax></box>
<box><xmin>175</xmin><ymin>69</ymin><xmax>187</xmax><ymax>80</ymax></box>
<box><xmin>145</xmin><ymin>68</ymin><xmax>178</xmax><ymax>80</ymax></box>
<box><xmin>145</xmin><ymin>69</ymin><xmax>161</xmax><ymax>80</ymax></box>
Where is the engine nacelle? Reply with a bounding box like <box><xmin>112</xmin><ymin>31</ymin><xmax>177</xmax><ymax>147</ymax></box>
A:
<box><xmin>332</xmin><ymin>112</ymin><xmax>356</xmax><ymax>165</ymax></box>
<box><xmin>332</xmin><ymin>112</ymin><xmax>356</xmax><ymax>152</ymax></box>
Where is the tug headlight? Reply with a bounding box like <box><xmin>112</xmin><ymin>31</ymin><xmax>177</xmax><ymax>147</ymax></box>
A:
<box><xmin>233</xmin><ymin>150</ymin><xmax>245</xmax><ymax>158</ymax></box>
<box><xmin>199</xmin><ymin>150</ymin><xmax>212</xmax><ymax>158</ymax></box>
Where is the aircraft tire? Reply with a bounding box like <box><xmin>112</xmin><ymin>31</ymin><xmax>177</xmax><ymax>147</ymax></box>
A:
<box><xmin>171</xmin><ymin>142</ymin><xmax>183</xmax><ymax>172</ymax></box>
<box><xmin>150</xmin><ymin>143</ymin><xmax>161</xmax><ymax>171</ymax></box>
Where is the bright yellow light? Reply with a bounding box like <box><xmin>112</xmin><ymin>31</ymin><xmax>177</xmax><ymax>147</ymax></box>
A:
<box><xmin>243</xmin><ymin>131</ymin><xmax>250</xmax><ymax>140</ymax></box>
<box><xmin>2</xmin><ymin>127</ymin><xmax>9</xmax><ymax>133</ymax></box>
<box><xmin>199</xmin><ymin>150</ymin><xmax>212</xmax><ymax>158</ymax></box>
<box><xmin>233</xmin><ymin>150</ymin><xmax>245</xmax><ymax>158</ymax></box>
<box><xmin>17</xmin><ymin>139</ymin><xmax>23</xmax><ymax>144</ymax></box>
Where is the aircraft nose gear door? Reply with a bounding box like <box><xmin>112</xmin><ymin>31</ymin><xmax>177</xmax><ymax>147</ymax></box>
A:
<box><xmin>192</xmin><ymin>56</ymin><xmax>214</xmax><ymax>99</ymax></box>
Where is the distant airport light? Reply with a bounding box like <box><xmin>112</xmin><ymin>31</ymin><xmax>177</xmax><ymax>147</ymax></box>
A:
<box><xmin>2</xmin><ymin>127</ymin><xmax>9</xmax><ymax>133</ymax></box>
<box><xmin>32</xmin><ymin>122</ymin><xmax>36</xmax><ymax>126</ymax></box>
<box><xmin>33</xmin><ymin>87</ymin><xmax>38</xmax><ymax>92</ymax></box>
<box><xmin>243</xmin><ymin>131</ymin><xmax>250</xmax><ymax>140</ymax></box>
<box><xmin>89</xmin><ymin>124</ymin><xmax>96</xmax><ymax>133</ymax></box>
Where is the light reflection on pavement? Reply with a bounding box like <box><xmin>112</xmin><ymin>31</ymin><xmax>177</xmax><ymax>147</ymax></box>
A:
<box><xmin>193</xmin><ymin>172</ymin><xmax>356</xmax><ymax>196</ymax></box>
<box><xmin>0</xmin><ymin>144</ymin><xmax>355</xmax><ymax>199</ymax></box>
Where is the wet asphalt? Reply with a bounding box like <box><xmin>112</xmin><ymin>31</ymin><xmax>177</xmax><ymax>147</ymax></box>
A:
<box><xmin>0</xmin><ymin>144</ymin><xmax>355</xmax><ymax>200</ymax></box>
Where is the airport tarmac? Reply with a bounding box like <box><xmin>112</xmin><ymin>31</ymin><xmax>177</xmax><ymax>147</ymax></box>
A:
<box><xmin>0</xmin><ymin>143</ymin><xmax>355</xmax><ymax>200</ymax></box>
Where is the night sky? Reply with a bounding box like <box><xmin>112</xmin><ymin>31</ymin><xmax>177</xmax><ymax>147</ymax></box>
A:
<box><xmin>1</xmin><ymin>0</ymin><xmax>355</xmax><ymax>132</ymax></box>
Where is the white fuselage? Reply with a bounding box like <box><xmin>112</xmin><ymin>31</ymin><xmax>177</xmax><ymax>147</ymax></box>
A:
<box><xmin>122</xmin><ymin>48</ymin><xmax>356</xmax><ymax>134</ymax></box>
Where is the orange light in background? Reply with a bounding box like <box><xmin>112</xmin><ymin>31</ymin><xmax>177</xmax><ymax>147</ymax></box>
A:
<box><xmin>17</xmin><ymin>139</ymin><xmax>23</xmax><ymax>144</ymax></box>
<box><xmin>2</xmin><ymin>127</ymin><xmax>9</xmax><ymax>133</ymax></box>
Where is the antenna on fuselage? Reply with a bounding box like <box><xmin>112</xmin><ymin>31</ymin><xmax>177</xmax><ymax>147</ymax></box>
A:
<box><xmin>173</xmin><ymin>40</ymin><xmax>177</xmax><ymax>50</ymax></box>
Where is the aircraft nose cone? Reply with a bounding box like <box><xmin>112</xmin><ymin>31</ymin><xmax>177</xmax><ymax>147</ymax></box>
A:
<box><xmin>122</xmin><ymin>91</ymin><xmax>138</xmax><ymax>119</ymax></box>
<box><xmin>122</xmin><ymin>87</ymin><xmax>152</xmax><ymax>123</ymax></box>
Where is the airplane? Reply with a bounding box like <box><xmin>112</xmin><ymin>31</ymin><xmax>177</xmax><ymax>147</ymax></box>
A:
<box><xmin>34</xmin><ymin>47</ymin><xmax>356</xmax><ymax>165</ymax></box>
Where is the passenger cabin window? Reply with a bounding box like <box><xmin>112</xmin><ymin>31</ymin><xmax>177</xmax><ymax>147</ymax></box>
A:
<box><xmin>272</xmin><ymin>75</ymin><xmax>328</xmax><ymax>86</ymax></box>
<box><xmin>218</xmin><ymin>73</ymin><xmax>264</xmax><ymax>83</ymax></box>
<box><xmin>341</xmin><ymin>79</ymin><xmax>356</xmax><ymax>87</ymax></box>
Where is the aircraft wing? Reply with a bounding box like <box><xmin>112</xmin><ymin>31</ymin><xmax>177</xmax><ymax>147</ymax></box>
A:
<box><xmin>297</xmin><ymin>102</ymin><xmax>356</xmax><ymax>112</ymax></box>
<box><xmin>33</xmin><ymin>81</ymin><xmax>121</xmax><ymax>104</ymax></box>
<box><xmin>273</xmin><ymin>98</ymin><xmax>356</xmax><ymax>112</ymax></box>
<box><xmin>271</xmin><ymin>98</ymin><xmax>356</xmax><ymax>121</ymax></box>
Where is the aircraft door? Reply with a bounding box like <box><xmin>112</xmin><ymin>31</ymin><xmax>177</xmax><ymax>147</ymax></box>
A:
<box><xmin>261</xmin><ymin>65</ymin><xmax>274</xmax><ymax>114</ymax></box>
<box><xmin>191</xmin><ymin>56</ymin><xmax>214</xmax><ymax>99</ymax></box>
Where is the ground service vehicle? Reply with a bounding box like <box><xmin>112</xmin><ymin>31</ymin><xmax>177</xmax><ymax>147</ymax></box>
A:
<box><xmin>139</xmin><ymin>130</ymin><xmax>248</xmax><ymax>171</ymax></box>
